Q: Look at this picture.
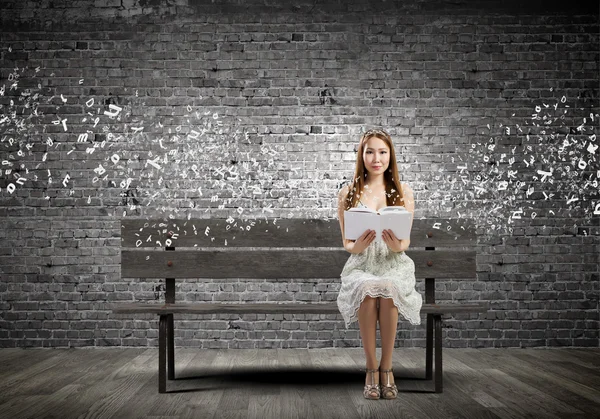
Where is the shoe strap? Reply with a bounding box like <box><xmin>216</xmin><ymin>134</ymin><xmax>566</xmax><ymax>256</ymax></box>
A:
<box><xmin>365</xmin><ymin>368</ymin><xmax>378</xmax><ymax>385</ymax></box>
<box><xmin>379</xmin><ymin>367</ymin><xmax>393</xmax><ymax>386</ymax></box>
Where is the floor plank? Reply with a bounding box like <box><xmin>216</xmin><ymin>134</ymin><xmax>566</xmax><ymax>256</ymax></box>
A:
<box><xmin>394</xmin><ymin>348</ymin><xmax>496</xmax><ymax>419</ymax></box>
<box><xmin>452</xmin><ymin>348</ymin><xmax>600</xmax><ymax>414</ymax></box>
<box><xmin>275</xmin><ymin>348</ymin><xmax>314</xmax><ymax>419</ymax></box>
<box><xmin>0</xmin><ymin>350</ymin><xmax>67</xmax><ymax>403</ymax></box>
<box><xmin>0</xmin><ymin>348</ymin><xmax>598</xmax><ymax>419</ymax></box>
<box><xmin>1</xmin><ymin>348</ymin><xmax>107</xmax><ymax>399</ymax></box>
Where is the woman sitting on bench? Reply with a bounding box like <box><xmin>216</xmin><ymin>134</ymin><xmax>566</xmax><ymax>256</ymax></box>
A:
<box><xmin>336</xmin><ymin>128</ymin><xmax>423</xmax><ymax>400</ymax></box>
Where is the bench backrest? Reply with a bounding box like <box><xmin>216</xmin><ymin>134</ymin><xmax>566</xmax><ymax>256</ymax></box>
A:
<box><xmin>121</xmin><ymin>218</ymin><xmax>477</xmax><ymax>280</ymax></box>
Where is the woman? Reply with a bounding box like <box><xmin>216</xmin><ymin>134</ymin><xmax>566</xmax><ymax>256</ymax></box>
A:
<box><xmin>336</xmin><ymin>128</ymin><xmax>423</xmax><ymax>400</ymax></box>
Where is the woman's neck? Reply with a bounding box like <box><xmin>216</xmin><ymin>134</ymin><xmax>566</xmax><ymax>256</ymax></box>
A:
<box><xmin>365</xmin><ymin>172</ymin><xmax>386</xmax><ymax>188</ymax></box>
<box><xmin>365</xmin><ymin>180</ymin><xmax>386</xmax><ymax>189</ymax></box>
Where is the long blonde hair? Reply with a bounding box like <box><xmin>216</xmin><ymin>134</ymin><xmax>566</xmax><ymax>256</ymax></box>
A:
<box><xmin>343</xmin><ymin>129</ymin><xmax>405</xmax><ymax>210</ymax></box>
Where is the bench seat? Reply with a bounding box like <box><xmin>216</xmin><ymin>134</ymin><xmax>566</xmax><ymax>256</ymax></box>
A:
<box><xmin>113</xmin><ymin>302</ymin><xmax>488</xmax><ymax>315</ymax></box>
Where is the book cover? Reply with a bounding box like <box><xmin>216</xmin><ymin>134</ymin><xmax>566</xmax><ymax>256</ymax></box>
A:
<box><xmin>344</xmin><ymin>206</ymin><xmax>412</xmax><ymax>241</ymax></box>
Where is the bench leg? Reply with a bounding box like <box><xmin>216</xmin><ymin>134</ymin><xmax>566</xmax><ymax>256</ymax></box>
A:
<box><xmin>159</xmin><ymin>314</ymin><xmax>168</xmax><ymax>393</ymax></box>
<box><xmin>434</xmin><ymin>314</ymin><xmax>443</xmax><ymax>393</ymax></box>
<box><xmin>168</xmin><ymin>314</ymin><xmax>175</xmax><ymax>380</ymax></box>
<box><xmin>426</xmin><ymin>313</ymin><xmax>433</xmax><ymax>379</ymax></box>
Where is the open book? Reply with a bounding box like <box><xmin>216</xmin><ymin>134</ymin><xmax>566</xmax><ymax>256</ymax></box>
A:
<box><xmin>344</xmin><ymin>206</ymin><xmax>412</xmax><ymax>241</ymax></box>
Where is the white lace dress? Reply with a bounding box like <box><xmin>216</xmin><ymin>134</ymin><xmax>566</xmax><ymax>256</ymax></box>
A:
<box><xmin>337</xmin><ymin>200</ymin><xmax>423</xmax><ymax>329</ymax></box>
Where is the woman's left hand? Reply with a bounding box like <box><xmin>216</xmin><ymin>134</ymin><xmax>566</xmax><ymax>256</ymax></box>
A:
<box><xmin>382</xmin><ymin>229</ymin><xmax>403</xmax><ymax>253</ymax></box>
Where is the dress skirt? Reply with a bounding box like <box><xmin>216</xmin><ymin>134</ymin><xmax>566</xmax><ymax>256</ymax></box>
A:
<box><xmin>336</xmin><ymin>233</ymin><xmax>423</xmax><ymax>329</ymax></box>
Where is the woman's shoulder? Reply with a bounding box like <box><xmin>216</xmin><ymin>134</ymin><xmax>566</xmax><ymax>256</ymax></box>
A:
<box><xmin>400</xmin><ymin>182</ymin><xmax>413</xmax><ymax>194</ymax></box>
<box><xmin>338</xmin><ymin>184</ymin><xmax>350</xmax><ymax>208</ymax></box>
<box><xmin>338</xmin><ymin>182</ymin><xmax>352</xmax><ymax>198</ymax></box>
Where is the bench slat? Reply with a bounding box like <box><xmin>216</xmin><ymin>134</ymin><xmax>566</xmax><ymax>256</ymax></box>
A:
<box><xmin>121</xmin><ymin>218</ymin><xmax>476</xmax><ymax>248</ymax></box>
<box><xmin>112</xmin><ymin>302</ymin><xmax>488</xmax><ymax>315</ymax></box>
<box><xmin>121</xmin><ymin>249</ymin><xmax>476</xmax><ymax>279</ymax></box>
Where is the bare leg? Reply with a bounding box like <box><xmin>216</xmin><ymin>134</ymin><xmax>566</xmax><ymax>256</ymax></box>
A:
<box><xmin>358</xmin><ymin>295</ymin><xmax>379</xmax><ymax>396</ymax></box>
<box><xmin>378</xmin><ymin>297</ymin><xmax>398</xmax><ymax>387</ymax></box>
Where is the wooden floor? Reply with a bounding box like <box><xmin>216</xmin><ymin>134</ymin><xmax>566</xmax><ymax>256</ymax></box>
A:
<box><xmin>0</xmin><ymin>347</ymin><xmax>598</xmax><ymax>419</ymax></box>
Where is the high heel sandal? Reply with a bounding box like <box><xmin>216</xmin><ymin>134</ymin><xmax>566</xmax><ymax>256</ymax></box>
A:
<box><xmin>379</xmin><ymin>367</ymin><xmax>398</xmax><ymax>399</ymax></box>
<box><xmin>363</xmin><ymin>368</ymin><xmax>381</xmax><ymax>400</ymax></box>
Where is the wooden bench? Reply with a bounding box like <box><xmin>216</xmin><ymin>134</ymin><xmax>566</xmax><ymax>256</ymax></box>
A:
<box><xmin>113</xmin><ymin>218</ymin><xmax>487</xmax><ymax>393</ymax></box>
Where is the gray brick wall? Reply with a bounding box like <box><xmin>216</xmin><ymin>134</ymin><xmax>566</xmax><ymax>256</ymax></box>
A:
<box><xmin>0</xmin><ymin>0</ymin><xmax>598</xmax><ymax>348</ymax></box>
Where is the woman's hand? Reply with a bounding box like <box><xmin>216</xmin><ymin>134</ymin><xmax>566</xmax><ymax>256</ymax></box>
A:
<box><xmin>382</xmin><ymin>229</ymin><xmax>403</xmax><ymax>253</ymax></box>
<box><xmin>351</xmin><ymin>229</ymin><xmax>376</xmax><ymax>254</ymax></box>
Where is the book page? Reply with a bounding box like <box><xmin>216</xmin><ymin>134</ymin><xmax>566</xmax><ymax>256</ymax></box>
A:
<box><xmin>343</xmin><ymin>211</ymin><xmax>380</xmax><ymax>240</ymax></box>
<box><xmin>380</xmin><ymin>211</ymin><xmax>412</xmax><ymax>239</ymax></box>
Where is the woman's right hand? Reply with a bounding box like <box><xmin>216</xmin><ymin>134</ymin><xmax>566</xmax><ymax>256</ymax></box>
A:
<box><xmin>351</xmin><ymin>229</ymin><xmax>376</xmax><ymax>254</ymax></box>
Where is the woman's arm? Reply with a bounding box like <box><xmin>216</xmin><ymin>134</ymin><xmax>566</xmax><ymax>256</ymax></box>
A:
<box><xmin>398</xmin><ymin>183</ymin><xmax>414</xmax><ymax>252</ymax></box>
<box><xmin>338</xmin><ymin>185</ymin><xmax>357</xmax><ymax>253</ymax></box>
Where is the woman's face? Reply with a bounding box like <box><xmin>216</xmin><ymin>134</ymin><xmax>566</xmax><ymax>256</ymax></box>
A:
<box><xmin>362</xmin><ymin>136</ymin><xmax>390</xmax><ymax>177</ymax></box>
